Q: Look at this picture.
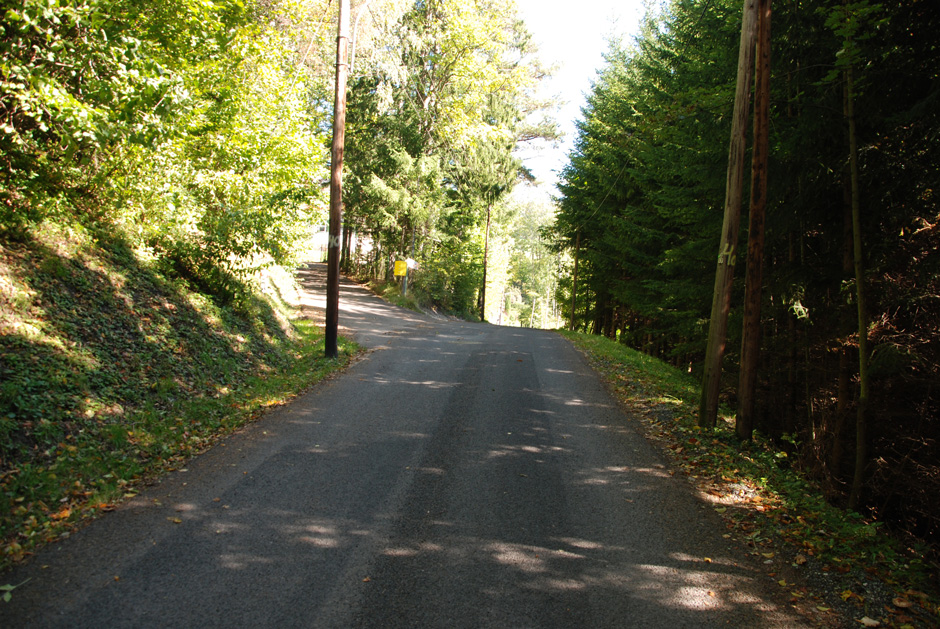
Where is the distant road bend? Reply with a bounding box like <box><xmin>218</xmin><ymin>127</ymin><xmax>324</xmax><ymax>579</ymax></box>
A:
<box><xmin>1</xmin><ymin>263</ymin><xmax>807</xmax><ymax>628</ymax></box>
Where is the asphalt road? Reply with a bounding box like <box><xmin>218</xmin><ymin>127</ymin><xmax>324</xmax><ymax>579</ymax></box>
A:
<box><xmin>1</xmin><ymin>264</ymin><xmax>806</xmax><ymax>628</ymax></box>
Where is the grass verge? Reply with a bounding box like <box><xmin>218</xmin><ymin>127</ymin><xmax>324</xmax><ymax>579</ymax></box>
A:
<box><xmin>362</xmin><ymin>277</ymin><xmax>482</xmax><ymax>322</ymax></box>
<box><xmin>0</xmin><ymin>221</ymin><xmax>359</xmax><ymax>571</ymax></box>
<box><xmin>560</xmin><ymin>329</ymin><xmax>939</xmax><ymax>628</ymax></box>
<box><xmin>365</xmin><ymin>278</ymin><xmax>423</xmax><ymax>313</ymax></box>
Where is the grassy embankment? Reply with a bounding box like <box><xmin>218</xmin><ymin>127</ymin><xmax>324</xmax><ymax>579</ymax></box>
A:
<box><xmin>364</xmin><ymin>279</ymin><xmax>425</xmax><ymax>314</ymax></box>
<box><xmin>560</xmin><ymin>330</ymin><xmax>939</xmax><ymax>627</ymax></box>
<box><xmin>363</xmin><ymin>278</ymin><xmax>483</xmax><ymax>322</ymax></box>
<box><xmin>0</xmin><ymin>221</ymin><xmax>357</xmax><ymax>570</ymax></box>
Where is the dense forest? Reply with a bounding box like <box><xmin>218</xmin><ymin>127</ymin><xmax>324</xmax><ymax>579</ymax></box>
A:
<box><xmin>550</xmin><ymin>0</ymin><xmax>939</xmax><ymax>548</ymax></box>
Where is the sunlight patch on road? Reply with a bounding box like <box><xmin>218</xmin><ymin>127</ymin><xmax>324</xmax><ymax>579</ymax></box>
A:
<box><xmin>630</xmin><ymin>466</ymin><xmax>672</xmax><ymax>478</ymax></box>
<box><xmin>219</xmin><ymin>553</ymin><xmax>275</xmax><ymax>570</ymax></box>
<box><xmin>487</xmin><ymin>543</ymin><xmax>549</xmax><ymax>574</ymax></box>
<box><xmin>534</xmin><ymin>577</ymin><xmax>587</xmax><ymax>591</ymax></box>
<box><xmin>635</xmin><ymin>563</ymin><xmax>734</xmax><ymax>611</ymax></box>
<box><xmin>385</xmin><ymin>431</ymin><xmax>430</xmax><ymax>439</ymax></box>
<box><xmin>397</xmin><ymin>380</ymin><xmax>461</xmax><ymax>389</ymax></box>
<box><xmin>416</xmin><ymin>466</ymin><xmax>446</xmax><ymax>476</ymax></box>
<box><xmin>552</xmin><ymin>537</ymin><xmax>604</xmax><ymax>550</ymax></box>
<box><xmin>300</xmin><ymin>535</ymin><xmax>342</xmax><ymax>548</ymax></box>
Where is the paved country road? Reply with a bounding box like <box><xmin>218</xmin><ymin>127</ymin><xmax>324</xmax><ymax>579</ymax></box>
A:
<box><xmin>1</xmin><ymin>264</ymin><xmax>807</xmax><ymax>628</ymax></box>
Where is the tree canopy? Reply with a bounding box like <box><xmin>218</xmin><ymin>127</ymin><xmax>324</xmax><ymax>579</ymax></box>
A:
<box><xmin>2</xmin><ymin>0</ymin><xmax>339</xmax><ymax>301</ymax></box>
<box><xmin>342</xmin><ymin>0</ymin><xmax>553</xmax><ymax>316</ymax></box>
<box><xmin>1</xmin><ymin>0</ymin><xmax>555</xmax><ymax>315</ymax></box>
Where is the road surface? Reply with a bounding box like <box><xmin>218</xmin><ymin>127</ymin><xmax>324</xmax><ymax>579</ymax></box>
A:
<box><xmin>1</xmin><ymin>264</ymin><xmax>806</xmax><ymax>627</ymax></box>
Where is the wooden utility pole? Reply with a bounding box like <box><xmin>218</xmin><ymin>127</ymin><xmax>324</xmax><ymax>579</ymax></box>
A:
<box><xmin>698</xmin><ymin>0</ymin><xmax>759</xmax><ymax>428</ymax></box>
<box><xmin>736</xmin><ymin>0</ymin><xmax>772</xmax><ymax>440</ymax></box>
<box><xmin>325</xmin><ymin>0</ymin><xmax>350</xmax><ymax>359</ymax></box>
<box><xmin>480</xmin><ymin>203</ymin><xmax>491</xmax><ymax>321</ymax></box>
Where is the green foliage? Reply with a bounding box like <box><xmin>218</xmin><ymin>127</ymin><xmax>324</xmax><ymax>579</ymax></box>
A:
<box><xmin>1</xmin><ymin>0</ymin><xmax>238</xmax><ymax>223</ymax></box>
<box><xmin>343</xmin><ymin>0</ymin><xmax>552</xmax><ymax>316</ymax></box>
<box><xmin>363</xmin><ymin>150</ymin><xmax>445</xmax><ymax>233</ymax></box>
<box><xmin>491</xmin><ymin>194</ymin><xmax>562</xmax><ymax>327</ymax></box>
<box><xmin>2</xmin><ymin>0</ymin><xmax>329</xmax><ymax>276</ymax></box>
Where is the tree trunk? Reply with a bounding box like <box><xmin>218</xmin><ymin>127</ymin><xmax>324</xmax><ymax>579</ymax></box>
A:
<box><xmin>699</xmin><ymin>0</ymin><xmax>759</xmax><ymax>428</ymax></box>
<box><xmin>846</xmin><ymin>62</ymin><xmax>870</xmax><ymax>511</ymax></box>
<box><xmin>832</xmin><ymin>164</ymin><xmax>855</xmax><ymax>478</ymax></box>
<box><xmin>593</xmin><ymin>290</ymin><xmax>607</xmax><ymax>336</ymax></box>
<box><xmin>570</xmin><ymin>228</ymin><xmax>580</xmax><ymax>331</ymax></box>
<box><xmin>737</xmin><ymin>0</ymin><xmax>771</xmax><ymax>440</ymax></box>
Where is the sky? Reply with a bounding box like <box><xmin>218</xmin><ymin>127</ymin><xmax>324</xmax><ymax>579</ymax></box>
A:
<box><xmin>512</xmin><ymin>0</ymin><xmax>647</xmax><ymax>193</ymax></box>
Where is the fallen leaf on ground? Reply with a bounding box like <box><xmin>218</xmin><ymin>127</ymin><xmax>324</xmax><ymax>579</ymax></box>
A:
<box><xmin>858</xmin><ymin>617</ymin><xmax>881</xmax><ymax>627</ymax></box>
<box><xmin>0</xmin><ymin>579</ymin><xmax>31</xmax><ymax>602</ymax></box>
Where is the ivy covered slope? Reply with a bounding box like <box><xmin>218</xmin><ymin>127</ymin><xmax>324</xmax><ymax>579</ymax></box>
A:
<box><xmin>550</xmin><ymin>0</ymin><xmax>939</xmax><ymax>573</ymax></box>
<box><xmin>0</xmin><ymin>0</ymin><xmax>358</xmax><ymax>567</ymax></box>
<box><xmin>0</xmin><ymin>222</ymin><xmax>356</xmax><ymax>567</ymax></box>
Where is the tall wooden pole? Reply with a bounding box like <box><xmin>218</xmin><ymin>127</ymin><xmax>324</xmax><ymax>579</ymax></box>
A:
<box><xmin>325</xmin><ymin>0</ymin><xmax>350</xmax><ymax>358</ymax></box>
<box><xmin>698</xmin><ymin>0</ymin><xmax>759</xmax><ymax>428</ymax></box>
<box><xmin>479</xmin><ymin>203</ymin><xmax>492</xmax><ymax>321</ymax></box>
<box><xmin>736</xmin><ymin>0</ymin><xmax>771</xmax><ymax>440</ymax></box>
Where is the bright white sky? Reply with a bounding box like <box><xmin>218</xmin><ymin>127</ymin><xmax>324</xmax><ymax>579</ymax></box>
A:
<box><xmin>513</xmin><ymin>0</ymin><xmax>647</xmax><ymax>192</ymax></box>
